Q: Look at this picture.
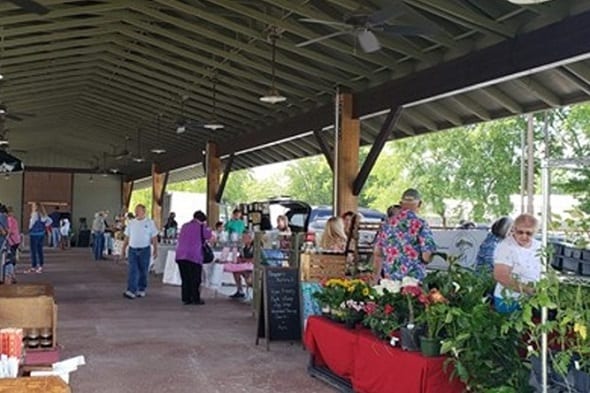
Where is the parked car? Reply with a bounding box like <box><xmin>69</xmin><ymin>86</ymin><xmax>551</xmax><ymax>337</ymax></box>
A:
<box><xmin>264</xmin><ymin>198</ymin><xmax>386</xmax><ymax>246</ymax></box>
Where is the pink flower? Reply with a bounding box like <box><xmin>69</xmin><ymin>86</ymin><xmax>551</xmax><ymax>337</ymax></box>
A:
<box><xmin>364</xmin><ymin>302</ymin><xmax>377</xmax><ymax>315</ymax></box>
<box><xmin>384</xmin><ymin>304</ymin><xmax>394</xmax><ymax>315</ymax></box>
<box><xmin>402</xmin><ymin>285</ymin><xmax>422</xmax><ymax>298</ymax></box>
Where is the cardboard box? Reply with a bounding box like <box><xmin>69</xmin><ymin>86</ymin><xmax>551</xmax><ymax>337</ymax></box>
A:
<box><xmin>0</xmin><ymin>284</ymin><xmax>54</xmax><ymax>298</ymax></box>
<box><xmin>0</xmin><ymin>285</ymin><xmax>58</xmax><ymax>349</ymax></box>
<box><xmin>0</xmin><ymin>376</ymin><xmax>71</xmax><ymax>393</ymax></box>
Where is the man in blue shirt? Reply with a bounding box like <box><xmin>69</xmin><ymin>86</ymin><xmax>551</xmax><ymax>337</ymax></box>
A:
<box><xmin>49</xmin><ymin>206</ymin><xmax>61</xmax><ymax>249</ymax></box>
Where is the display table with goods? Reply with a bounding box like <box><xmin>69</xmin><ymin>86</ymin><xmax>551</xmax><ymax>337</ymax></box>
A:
<box><xmin>304</xmin><ymin>316</ymin><xmax>464</xmax><ymax>393</ymax></box>
<box><xmin>304</xmin><ymin>264</ymin><xmax>546</xmax><ymax>393</ymax></box>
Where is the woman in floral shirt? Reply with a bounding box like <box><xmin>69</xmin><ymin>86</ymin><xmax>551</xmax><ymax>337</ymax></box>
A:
<box><xmin>374</xmin><ymin>189</ymin><xmax>437</xmax><ymax>282</ymax></box>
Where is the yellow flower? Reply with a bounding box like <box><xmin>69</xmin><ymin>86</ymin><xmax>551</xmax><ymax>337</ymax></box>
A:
<box><xmin>362</xmin><ymin>288</ymin><xmax>370</xmax><ymax>297</ymax></box>
<box><xmin>348</xmin><ymin>285</ymin><xmax>356</xmax><ymax>293</ymax></box>
<box><xmin>574</xmin><ymin>323</ymin><xmax>588</xmax><ymax>341</ymax></box>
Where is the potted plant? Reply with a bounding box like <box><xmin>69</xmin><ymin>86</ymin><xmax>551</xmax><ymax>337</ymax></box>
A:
<box><xmin>418</xmin><ymin>288</ymin><xmax>448</xmax><ymax>357</ymax></box>
<box><xmin>399</xmin><ymin>277</ymin><xmax>426</xmax><ymax>351</ymax></box>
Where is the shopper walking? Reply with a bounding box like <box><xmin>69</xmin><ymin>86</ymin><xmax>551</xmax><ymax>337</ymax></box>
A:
<box><xmin>5</xmin><ymin>206</ymin><xmax>21</xmax><ymax>283</ymax></box>
<box><xmin>91</xmin><ymin>211</ymin><xmax>106</xmax><ymax>261</ymax></box>
<box><xmin>48</xmin><ymin>206</ymin><xmax>61</xmax><ymax>249</ymax></box>
<box><xmin>26</xmin><ymin>203</ymin><xmax>52</xmax><ymax>274</ymax></box>
<box><xmin>122</xmin><ymin>204</ymin><xmax>158</xmax><ymax>299</ymax></box>
<box><xmin>175</xmin><ymin>211</ymin><xmax>212</xmax><ymax>305</ymax></box>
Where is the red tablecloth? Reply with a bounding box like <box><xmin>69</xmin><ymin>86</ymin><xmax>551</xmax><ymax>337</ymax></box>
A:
<box><xmin>304</xmin><ymin>316</ymin><xmax>465</xmax><ymax>393</ymax></box>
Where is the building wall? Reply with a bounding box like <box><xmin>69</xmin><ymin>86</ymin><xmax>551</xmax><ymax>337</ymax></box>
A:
<box><xmin>0</xmin><ymin>172</ymin><xmax>23</xmax><ymax>226</ymax></box>
<box><xmin>72</xmin><ymin>174</ymin><xmax>121</xmax><ymax>232</ymax></box>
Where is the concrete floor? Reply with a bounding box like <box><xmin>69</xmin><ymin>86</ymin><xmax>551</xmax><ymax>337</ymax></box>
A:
<box><xmin>18</xmin><ymin>248</ymin><xmax>333</xmax><ymax>393</ymax></box>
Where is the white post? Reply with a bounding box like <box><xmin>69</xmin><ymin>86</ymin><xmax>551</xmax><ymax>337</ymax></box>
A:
<box><xmin>520</xmin><ymin>123</ymin><xmax>526</xmax><ymax>214</ymax></box>
<box><xmin>333</xmin><ymin>87</ymin><xmax>340</xmax><ymax>212</ymax></box>
<box><xmin>527</xmin><ymin>114</ymin><xmax>535</xmax><ymax>214</ymax></box>
<box><xmin>540</xmin><ymin>158</ymin><xmax>550</xmax><ymax>393</ymax></box>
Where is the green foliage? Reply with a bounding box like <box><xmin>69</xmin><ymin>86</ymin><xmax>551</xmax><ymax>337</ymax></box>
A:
<box><xmin>554</xmin><ymin>104</ymin><xmax>590</xmax><ymax>212</ymax></box>
<box><xmin>129</xmin><ymin>188</ymin><xmax>152</xmax><ymax>217</ymax></box>
<box><xmin>284</xmin><ymin>156</ymin><xmax>333</xmax><ymax>205</ymax></box>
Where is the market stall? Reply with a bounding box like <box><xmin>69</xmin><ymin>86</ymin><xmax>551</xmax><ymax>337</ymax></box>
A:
<box><xmin>305</xmin><ymin>316</ymin><xmax>464</xmax><ymax>393</ymax></box>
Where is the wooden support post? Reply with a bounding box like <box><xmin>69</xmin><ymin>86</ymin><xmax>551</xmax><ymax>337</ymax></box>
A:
<box><xmin>335</xmin><ymin>93</ymin><xmax>359</xmax><ymax>216</ymax></box>
<box><xmin>122</xmin><ymin>180</ymin><xmax>134</xmax><ymax>212</ymax></box>
<box><xmin>206</xmin><ymin>141</ymin><xmax>221</xmax><ymax>228</ymax></box>
<box><xmin>215</xmin><ymin>153</ymin><xmax>235</xmax><ymax>203</ymax></box>
<box><xmin>313</xmin><ymin>130</ymin><xmax>334</xmax><ymax>172</ymax></box>
<box><xmin>353</xmin><ymin>106</ymin><xmax>402</xmax><ymax>196</ymax></box>
<box><xmin>151</xmin><ymin>163</ymin><xmax>169</xmax><ymax>229</ymax></box>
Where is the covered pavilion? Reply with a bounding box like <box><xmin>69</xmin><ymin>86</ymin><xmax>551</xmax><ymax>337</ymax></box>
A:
<box><xmin>1</xmin><ymin>1</ymin><xmax>590</xmax><ymax>228</ymax></box>
<box><xmin>1</xmin><ymin>2</ymin><xmax>590</xmax><ymax>392</ymax></box>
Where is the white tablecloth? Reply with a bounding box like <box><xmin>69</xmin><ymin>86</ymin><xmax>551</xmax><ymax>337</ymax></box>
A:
<box><xmin>151</xmin><ymin>244</ymin><xmax>177</xmax><ymax>274</ymax></box>
<box><xmin>162</xmin><ymin>250</ymin><xmax>227</xmax><ymax>289</ymax></box>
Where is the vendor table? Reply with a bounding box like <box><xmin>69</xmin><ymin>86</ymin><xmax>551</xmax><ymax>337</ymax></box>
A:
<box><xmin>304</xmin><ymin>316</ymin><xmax>465</xmax><ymax>393</ymax></box>
<box><xmin>151</xmin><ymin>244</ymin><xmax>177</xmax><ymax>274</ymax></box>
<box><xmin>161</xmin><ymin>250</ymin><xmax>231</xmax><ymax>293</ymax></box>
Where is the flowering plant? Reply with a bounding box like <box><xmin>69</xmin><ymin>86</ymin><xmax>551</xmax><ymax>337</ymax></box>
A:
<box><xmin>417</xmin><ymin>288</ymin><xmax>449</xmax><ymax>339</ymax></box>
<box><xmin>313</xmin><ymin>278</ymin><xmax>374</xmax><ymax>323</ymax></box>
<box><xmin>400</xmin><ymin>277</ymin><xmax>426</xmax><ymax>327</ymax></box>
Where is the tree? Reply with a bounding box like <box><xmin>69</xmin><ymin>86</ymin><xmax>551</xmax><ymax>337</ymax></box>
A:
<box><xmin>363</xmin><ymin>118</ymin><xmax>524</xmax><ymax>225</ymax></box>
<box><xmin>284</xmin><ymin>156</ymin><xmax>333</xmax><ymax>205</ymax></box>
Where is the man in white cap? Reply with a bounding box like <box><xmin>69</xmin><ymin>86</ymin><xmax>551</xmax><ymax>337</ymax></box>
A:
<box><xmin>373</xmin><ymin>188</ymin><xmax>436</xmax><ymax>282</ymax></box>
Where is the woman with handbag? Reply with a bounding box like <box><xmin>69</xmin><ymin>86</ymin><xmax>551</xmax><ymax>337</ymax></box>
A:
<box><xmin>175</xmin><ymin>210</ymin><xmax>212</xmax><ymax>305</ymax></box>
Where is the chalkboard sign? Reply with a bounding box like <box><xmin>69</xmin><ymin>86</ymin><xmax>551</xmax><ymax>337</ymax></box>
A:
<box><xmin>256</xmin><ymin>267</ymin><xmax>301</xmax><ymax>349</ymax></box>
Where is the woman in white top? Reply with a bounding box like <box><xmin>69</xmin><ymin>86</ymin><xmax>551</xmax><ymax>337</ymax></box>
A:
<box><xmin>493</xmin><ymin>213</ymin><xmax>542</xmax><ymax>313</ymax></box>
<box><xmin>59</xmin><ymin>218</ymin><xmax>70</xmax><ymax>250</ymax></box>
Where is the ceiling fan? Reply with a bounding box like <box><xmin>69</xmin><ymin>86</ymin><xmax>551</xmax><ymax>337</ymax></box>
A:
<box><xmin>110</xmin><ymin>136</ymin><xmax>131</xmax><ymax>160</ymax></box>
<box><xmin>5</xmin><ymin>0</ymin><xmax>49</xmax><ymax>15</ymax></box>
<box><xmin>297</xmin><ymin>2</ymin><xmax>438</xmax><ymax>53</ymax></box>
<box><xmin>0</xmin><ymin>103</ymin><xmax>36</xmax><ymax>122</ymax></box>
<box><xmin>0</xmin><ymin>130</ymin><xmax>27</xmax><ymax>154</ymax></box>
<box><xmin>174</xmin><ymin>95</ymin><xmax>208</xmax><ymax>134</ymax></box>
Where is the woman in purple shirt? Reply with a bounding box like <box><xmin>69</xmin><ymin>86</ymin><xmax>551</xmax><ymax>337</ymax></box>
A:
<box><xmin>175</xmin><ymin>211</ymin><xmax>212</xmax><ymax>305</ymax></box>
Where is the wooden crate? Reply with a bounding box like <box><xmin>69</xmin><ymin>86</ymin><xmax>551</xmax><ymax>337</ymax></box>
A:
<box><xmin>0</xmin><ymin>296</ymin><xmax>58</xmax><ymax>349</ymax></box>
<box><xmin>0</xmin><ymin>376</ymin><xmax>70</xmax><ymax>393</ymax></box>
<box><xmin>0</xmin><ymin>284</ymin><xmax>54</xmax><ymax>298</ymax></box>
<box><xmin>300</xmin><ymin>253</ymin><xmax>347</xmax><ymax>282</ymax></box>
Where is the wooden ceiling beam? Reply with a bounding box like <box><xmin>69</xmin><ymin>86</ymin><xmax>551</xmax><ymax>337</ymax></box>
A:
<box><xmin>106</xmin><ymin>41</ymin><xmax>283</xmax><ymax>115</ymax></box>
<box><xmin>117</xmin><ymin>7</ymin><xmax>362</xmax><ymax>86</ymax></box>
<box><xmin>1</xmin><ymin>45</ymin><xmax>109</xmax><ymax>66</ymax></box>
<box><xmin>133</xmin><ymin>5</ymin><xmax>367</xmax><ymax>81</ymax></box>
<box><xmin>151</xmin><ymin>0</ymin><xmax>397</xmax><ymax>70</ymax></box>
<box><xmin>563</xmin><ymin>62</ymin><xmax>590</xmax><ymax>86</ymax></box>
<box><xmin>479</xmin><ymin>85</ymin><xmax>523</xmax><ymax>114</ymax></box>
<box><xmin>1</xmin><ymin>26</ymin><xmax>115</xmax><ymax>49</ymax></box>
<box><xmin>450</xmin><ymin>95</ymin><xmax>492</xmax><ymax>121</ymax></box>
<box><xmin>92</xmin><ymin>58</ymin><xmax>255</xmax><ymax>126</ymax></box>
<box><xmin>1</xmin><ymin>16</ymin><xmax>116</xmax><ymax>38</ymax></box>
<box><xmin>513</xmin><ymin>77</ymin><xmax>562</xmax><ymax>107</ymax></box>
<box><xmin>408</xmin><ymin>0</ymin><xmax>515</xmax><ymax>38</ymax></box>
<box><xmin>259</xmin><ymin>0</ymin><xmax>435</xmax><ymax>62</ymax></box>
<box><xmin>0</xmin><ymin>1</ymin><xmax>128</xmax><ymax>26</ymax></box>
<box><xmin>421</xmin><ymin>102</ymin><xmax>462</xmax><ymax>127</ymax></box>
<box><xmin>4</xmin><ymin>61</ymin><xmax>98</xmax><ymax>82</ymax></box>
<box><xmin>401</xmin><ymin>109</ymin><xmax>438</xmax><ymax>131</ymax></box>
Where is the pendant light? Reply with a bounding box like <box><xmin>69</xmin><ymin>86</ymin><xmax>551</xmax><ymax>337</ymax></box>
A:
<box><xmin>151</xmin><ymin>114</ymin><xmax>167</xmax><ymax>154</ymax></box>
<box><xmin>259</xmin><ymin>31</ymin><xmax>286</xmax><ymax>104</ymax></box>
<box><xmin>508</xmin><ymin>0</ymin><xmax>551</xmax><ymax>3</ymax></box>
<box><xmin>101</xmin><ymin>152</ymin><xmax>108</xmax><ymax>177</ymax></box>
<box><xmin>132</xmin><ymin>128</ymin><xmax>145</xmax><ymax>163</ymax></box>
<box><xmin>204</xmin><ymin>79</ymin><xmax>224</xmax><ymax>130</ymax></box>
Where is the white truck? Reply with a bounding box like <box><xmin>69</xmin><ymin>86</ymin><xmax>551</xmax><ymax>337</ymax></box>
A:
<box><xmin>162</xmin><ymin>191</ymin><xmax>208</xmax><ymax>227</ymax></box>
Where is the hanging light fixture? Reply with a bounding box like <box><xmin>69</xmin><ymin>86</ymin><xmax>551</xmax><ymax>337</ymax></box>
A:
<box><xmin>204</xmin><ymin>79</ymin><xmax>224</xmax><ymax>130</ymax></box>
<box><xmin>132</xmin><ymin>128</ymin><xmax>146</xmax><ymax>163</ymax></box>
<box><xmin>151</xmin><ymin>114</ymin><xmax>167</xmax><ymax>154</ymax></box>
<box><xmin>101</xmin><ymin>152</ymin><xmax>109</xmax><ymax>177</ymax></box>
<box><xmin>88</xmin><ymin>175</ymin><xmax>94</xmax><ymax>183</ymax></box>
<box><xmin>507</xmin><ymin>0</ymin><xmax>551</xmax><ymax>4</ymax></box>
<box><xmin>260</xmin><ymin>30</ymin><xmax>286</xmax><ymax>104</ymax></box>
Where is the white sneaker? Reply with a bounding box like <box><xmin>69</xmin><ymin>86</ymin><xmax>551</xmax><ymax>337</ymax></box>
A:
<box><xmin>136</xmin><ymin>291</ymin><xmax>146</xmax><ymax>298</ymax></box>
<box><xmin>123</xmin><ymin>290</ymin><xmax>136</xmax><ymax>299</ymax></box>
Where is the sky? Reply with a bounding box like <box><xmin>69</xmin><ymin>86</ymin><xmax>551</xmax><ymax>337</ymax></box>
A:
<box><xmin>251</xmin><ymin>161</ymin><xmax>289</xmax><ymax>180</ymax></box>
